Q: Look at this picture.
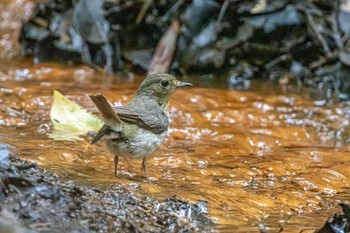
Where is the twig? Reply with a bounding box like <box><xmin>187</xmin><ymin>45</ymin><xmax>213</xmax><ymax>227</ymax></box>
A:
<box><xmin>309</xmin><ymin>51</ymin><xmax>339</xmax><ymax>70</ymax></box>
<box><xmin>305</xmin><ymin>11</ymin><xmax>331</xmax><ymax>54</ymax></box>
<box><xmin>29</xmin><ymin>222</ymin><xmax>51</xmax><ymax>230</ymax></box>
<box><xmin>329</xmin><ymin>13</ymin><xmax>343</xmax><ymax>49</ymax></box>
<box><xmin>0</xmin><ymin>178</ymin><xmax>8</xmax><ymax>195</ymax></box>
<box><xmin>136</xmin><ymin>0</ymin><xmax>153</xmax><ymax>25</ymax></box>
<box><xmin>161</xmin><ymin>0</ymin><xmax>185</xmax><ymax>22</ymax></box>
<box><xmin>8</xmin><ymin>184</ymin><xmax>21</xmax><ymax>195</ymax></box>
<box><xmin>217</xmin><ymin>0</ymin><xmax>242</xmax><ymax>25</ymax></box>
<box><xmin>96</xmin><ymin>207</ymin><xmax>118</xmax><ymax>217</ymax></box>
<box><xmin>264</xmin><ymin>54</ymin><xmax>291</xmax><ymax>70</ymax></box>
<box><xmin>217</xmin><ymin>0</ymin><xmax>230</xmax><ymax>24</ymax></box>
<box><xmin>334</xmin><ymin>0</ymin><xmax>342</xmax><ymax>39</ymax></box>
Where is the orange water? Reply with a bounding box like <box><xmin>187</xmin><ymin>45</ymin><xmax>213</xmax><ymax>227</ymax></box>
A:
<box><xmin>1</xmin><ymin>1</ymin><xmax>350</xmax><ymax>232</ymax></box>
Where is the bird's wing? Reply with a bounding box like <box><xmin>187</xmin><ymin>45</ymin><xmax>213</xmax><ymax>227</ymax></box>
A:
<box><xmin>114</xmin><ymin>106</ymin><xmax>168</xmax><ymax>134</ymax></box>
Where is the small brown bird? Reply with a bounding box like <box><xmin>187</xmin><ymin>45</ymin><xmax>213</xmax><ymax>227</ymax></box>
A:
<box><xmin>90</xmin><ymin>73</ymin><xmax>192</xmax><ymax>182</ymax></box>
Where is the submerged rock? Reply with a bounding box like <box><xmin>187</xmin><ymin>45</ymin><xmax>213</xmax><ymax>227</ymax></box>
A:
<box><xmin>316</xmin><ymin>203</ymin><xmax>350</xmax><ymax>233</ymax></box>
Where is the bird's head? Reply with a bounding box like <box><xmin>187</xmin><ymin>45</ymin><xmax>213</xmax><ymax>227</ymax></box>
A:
<box><xmin>136</xmin><ymin>73</ymin><xmax>192</xmax><ymax>107</ymax></box>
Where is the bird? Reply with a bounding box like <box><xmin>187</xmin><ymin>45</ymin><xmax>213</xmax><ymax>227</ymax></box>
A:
<box><xmin>89</xmin><ymin>73</ymin><xmax>192</xmax><ymax>182</ymax></box>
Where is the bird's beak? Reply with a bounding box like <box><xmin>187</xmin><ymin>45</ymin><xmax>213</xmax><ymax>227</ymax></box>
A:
<box><xmin>176</xmin><ymin>81</ymin><xmax>193</xmax><ymax>88</ymax></box>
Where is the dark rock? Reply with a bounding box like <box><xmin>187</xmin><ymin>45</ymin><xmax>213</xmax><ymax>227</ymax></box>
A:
<box><xmin>0</xmin><ymin>156</ymin><xmax>213</xmax><ymax>232</ymax></box>
<box><xmin>316</xmin><ymin>203</ymin><xmax>350</xmax><ymax>233</ymax></box>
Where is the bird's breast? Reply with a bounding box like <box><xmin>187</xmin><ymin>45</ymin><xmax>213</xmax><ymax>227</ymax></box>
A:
<box><xmin>106</xmin><ymin>123</ymin><xmax>167</xmax><ymax>159</ymax></box>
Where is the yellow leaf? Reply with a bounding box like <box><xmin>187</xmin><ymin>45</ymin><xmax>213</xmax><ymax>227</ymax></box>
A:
<box><xmin>49</xmin><ymin>90</ymin><xmax>103</xmax><ymax>140</ymax></box>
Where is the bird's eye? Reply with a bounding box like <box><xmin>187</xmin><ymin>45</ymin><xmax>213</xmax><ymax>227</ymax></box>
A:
<box><xmin>160</xmin><ymin>80</ymin><xmax>169</xmax><ymax>87</ymax></box>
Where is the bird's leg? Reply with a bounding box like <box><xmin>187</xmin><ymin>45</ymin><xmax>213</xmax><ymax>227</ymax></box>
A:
<box><xmin>114</xmin><ymin>154</ymin><xmax>119</xmax><ymax>177</ymax></box>
<box><xmin>142</xmin><ymin>157</ymin><xmax>151</xmax><ymax>183</ymax></box>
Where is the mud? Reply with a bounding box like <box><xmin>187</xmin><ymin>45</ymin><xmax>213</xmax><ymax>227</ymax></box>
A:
<box><xmin>0</xmin><ymin>151</ymin><xmax>213</xmax><ymax>232</ymax></box>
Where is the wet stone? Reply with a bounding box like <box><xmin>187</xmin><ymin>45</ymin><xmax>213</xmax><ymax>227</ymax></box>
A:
<box><xmin>0</xmin><ymin>156</ymin><xmax>213</xmax><ymax>232</ymax></box>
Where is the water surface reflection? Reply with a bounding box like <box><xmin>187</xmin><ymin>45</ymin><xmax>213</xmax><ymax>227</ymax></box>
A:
<box><xmin>1</xmin><ymin>61</ymin><xmax>350</xmax><ymax>231</ymax></box>
<box><xmin>1</xmin><ymin>0</ymin><xmax>350</xmax><ymax>231</ymax></box>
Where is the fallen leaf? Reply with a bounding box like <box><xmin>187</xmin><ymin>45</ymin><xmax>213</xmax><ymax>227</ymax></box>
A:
<box><xmin>148</xmin><ymin>20</ymin><xmax>180</xmax><ymax>74</ymax></box>
<box><xmin>49</xmin><ymin>90</ymin><xmax>103</xmax><ymax>140</ymax></box>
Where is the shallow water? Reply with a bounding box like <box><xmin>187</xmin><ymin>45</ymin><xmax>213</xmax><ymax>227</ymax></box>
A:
<box><xmin>2</xmin><ymin>1</ymin><xmax>350</xmax><ymax>232</ymax></box>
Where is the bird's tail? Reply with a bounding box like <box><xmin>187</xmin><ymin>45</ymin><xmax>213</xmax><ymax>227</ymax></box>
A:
<box><xmin>89</xmin><ymin>94</ymin><xmax>122</xmax><ymax>144</ymax></box>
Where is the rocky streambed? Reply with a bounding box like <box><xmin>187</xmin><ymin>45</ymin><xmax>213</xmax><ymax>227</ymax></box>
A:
<box><xmin>0</xmin><ymin>151</ymin><xmax>213</xmax><ymax>233</ymax></box>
